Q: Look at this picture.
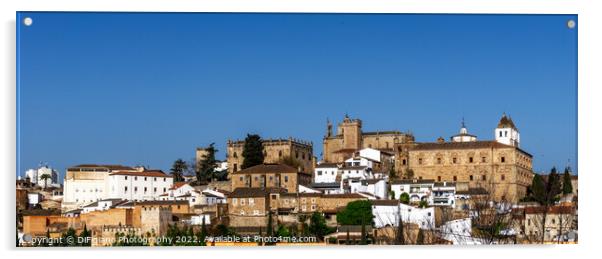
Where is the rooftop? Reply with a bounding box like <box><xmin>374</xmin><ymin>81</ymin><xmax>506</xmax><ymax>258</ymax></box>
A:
<box><xmin>231</xmin><ymin>163</ymin><xmax>307</xmax><ymax>175</ymax></box>
<box><xmin>110</xmin><ymin>170</ymin><xmax>172</xmax><ymax>177</ymax></box>
<box><xmin>412</xmin><ymin>140</ymin><xmax>532</xmax><ymax>157</ymax></box>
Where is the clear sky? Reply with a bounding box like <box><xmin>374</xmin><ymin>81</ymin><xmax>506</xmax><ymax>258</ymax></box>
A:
<box><xmin>17</xmin><ymin>13</ymin><xmax>577</xmax><ymax>181</ymax></box>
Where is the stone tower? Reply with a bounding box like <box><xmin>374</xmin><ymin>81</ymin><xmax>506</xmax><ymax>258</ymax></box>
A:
<box><xmin>338</xmin><ymin>114</ymin><xmax>362</xmax><ymax>151</ymax></box>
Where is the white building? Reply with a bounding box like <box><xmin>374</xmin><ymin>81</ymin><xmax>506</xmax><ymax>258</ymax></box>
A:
<box><xmin>107</xmin><ymin>170</ymin><xmax>174</xmax><ymax>201</ymax></box>
<box><xmin>439</xmin><ymin>218</ymin><xmax>480</xmax><ymax>245</ymax></box>
<box><xmin>81</xmin><ymin>199</ymin><xmax>126</xmax><ymax>214</ymax></box>
<box><xmin>314</xmin><ymin>163</ymin><xmax>340</xmax><ymax>184</ymax></box>
<box><xmin>432</xmin><ymin>182</ymin><xmax>456</xmax><ymax>207</ymax></box>
<box><xmin>62</xmin><ymin>164</ymin><xmax>173</xmax><ymax>211</ymax></box>
<box><xmin>27</xmin><ymin>192</ymin><xmax>42</xmax><ymax>208</ymax></box>
<box><xmin>371</xmin><ymin>201</ymin><xmax>435</xmax><ymax>230</ymax></box>
<box><xmin>451</xmin><ymin>120</ymin><xmax>477</xmax><ymax>143</ymax></box>
<box><xmin>24</xmin><ymin>164</ymin><xmax>59</xmax><ymax>188</ymax></box>
<box><xmin>390</xmin><ymin>179</ymin><xmax>434</xmax><ymax>203</ymax></box>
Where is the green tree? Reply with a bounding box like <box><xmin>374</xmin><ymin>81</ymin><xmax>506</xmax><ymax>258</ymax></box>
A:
<box><xmin>529</xmin><ymin>167</ymin><xmax>562</xmax><ymax>243</ymax></box>
<box><xmin>337</xmin><ymin>200</ymin><xmax>374</xmax><ymax>226</ymax></box>
<box><xmin>276</xmin><ymin>225</ymin><xmax>291</xmax><ymax>237</ymax></box>
<box><xmin>400</xmin><ymin>193</ymin><xmax>410</xmax><ymax>204</ymax></box>
<box><xmin>241</xmin><ymin>134</ymin><xmax>265</xmax><ymax>169</ymax></box>
<box><xmin>562</xmin><ymin>167</ymin><xmax>573</xmax><ymax>195</ymax></box>
<box><xmin>309</xmin><ymin>212</ymin><xmax>331</xmax><ymax>241</ymax></box>
<box><xmin>389</xmin><ymin>190</ymin><xmax>396</xmax><ymax>200</ymax></box>
<box><xmin>199</xmin><ymin>217</ymin><xmax>207</xmax><ymax>246</ymax></box>
<box><xmin>79</xmin><ymin>224</ymin><xmax>91</xmax><ymax>246</ymax></box>
<box><xmin>40</xmin><ymin>174</ymin><xmax>51</xmax><ymax>190</ymax></box>
<box><xmin>170</xmin><ymin>159</ymin><xmax>187</xmax><ymax>182</ymax></box>
<box><xmin>418</xmin><ymin>200</ymin><xmax>428</xmax><ymax>208</ymax></box>
<box><xmin>59</xmin><ymin>228</ymin><xmax>78</xmax><ymax>246</ymax></box>
<box><xmin>197</xmin><ymin>143</ymin><xmax>218</xmax><ymax>183</ymax></box>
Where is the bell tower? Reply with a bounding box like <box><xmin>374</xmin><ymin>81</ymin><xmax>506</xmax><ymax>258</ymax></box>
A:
<box><xmin>495</xmin><ymin>113</ymin><xmax>520</xmax><ymax>147</ymax></box>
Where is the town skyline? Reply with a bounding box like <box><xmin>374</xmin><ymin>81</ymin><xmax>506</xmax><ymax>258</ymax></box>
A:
<box><xmin>17</xmin><ymin>13</ymin><xmax>577</xmax><ymax>180</ymax></box>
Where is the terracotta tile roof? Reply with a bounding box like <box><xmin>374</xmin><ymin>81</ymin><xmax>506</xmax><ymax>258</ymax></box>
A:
<box><xmin>110</xmin><ymin>170</ymin><xmax>172</xmax><ymax>177</ymax></box>
<box><xmin>412</xmin><ymin>140</ymin><xmax>533</xmax><ymax>157</ymax></box>
<box><xmin>231</xmin><ymin>163</ymin><xmax>298</xmax><ymax>175</ymax></box>
<box><xmin>170</xmin><ymin>182</ymin><xmax>188</xmax><ymax>190</ymax></box>
<box><xmin>68</xmin><ymin>164</ymin><xmax>135</xmax><ymax>171</ymax></box>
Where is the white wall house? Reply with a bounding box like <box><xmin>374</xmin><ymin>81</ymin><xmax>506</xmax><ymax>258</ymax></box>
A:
<box><xmin>63</xmin><ymin>164</ymin><xmax>173</xmax><ymax>211</ymax></box>
<box><xmin>432</xmin><ymin>182</ymin><xmax>456</xmax><ymax>207</ymax></box>
<box><xmin>495</xmin><ymin>113</ymin><xmax>520</xmax><ymax>147</ymax></box>
<box><xmin>439</xmin><ymin>218</ymin><xmax>480</xmax><ymax>245</ymax></box>
<box><xmin>24</xmin><ymin>165</ymin><xmax>59</xmax><ymax>188</ymax></box>
<box><xmin>158</xmin><ymin>182</ymin><xmax>201</xmax><ymax>206</ymax></box>
<box><xmin>314</xmin><ymin>163</ymin><xmax>339</xmax><ymax>184</ymax></box>
<box><xmin>199</xmin><ymin>189</ymin><xmax>227</xmax><ymax>205</ymax></box>
<box><xmin>371</xmin><ymin>201</ymin><xmax>435</xmax><ymax>230</ymax></box>
<box><xmin>81</xmin><ymin>199</ymin><xmax>125</xmax><ymax>214</ymax></box>
<box><xmin>390</xmin><ymin>179</ymin><xmax>434</xmax><ymax>203</ymax></box>
<box><xmin>107</xmin><ymin>170</ymin><xmax>174</xmax><ymax>201</ymax></box>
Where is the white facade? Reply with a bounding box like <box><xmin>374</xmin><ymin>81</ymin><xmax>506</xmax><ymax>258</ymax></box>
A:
<box><xmin>372</xmin><ymin>202</ymin><xmax>435</xmax><ymax>230</ymax></box>
<box><xmin>24</xmin><ymin>165</ymin><xmax>59</xmax><ymax>188</ymax></box>
<box><xmin>432</xmin><ymin>182</ymin><xmax>456</xmax><ymax>207</ymax></box>
<box><xmin>495</xmin><ymin>114</ymin><xmax>520</xmax><ymax>147</ymax></box>
<box><xmin>347</xmin><ymin>179</ymin><xmax>388</xmax><ymax>199</ymax></box>
<box><xmin>107</xmin><ymin>172</ymin><xmax>174</xmax><ymax>201</ymax></box>
<box><xmin>199</xmin><ymin>189</ymin><xmax>227</xmax><ymax>205</ymax></box>
<box><xmin>314</xmin><ymin>163</ymin><xmax>339</xmax><ymax>183</ymax></box>
<box><xmin>390</xmin><ymin>180</ymin><xmax>434</xmax><ymax>203</ymax></box>
<box><xmin>27</xmin><ymin>193</ymin><xmax>42</xmax><ymax>207</ymax></box>
<box><xmin>439</xmin><ymin>218</ymin><xmax>479</xmax><ymax>245</ymax></box>
<box><xmin>63</xmin><ymin>165</ymin><xmax>173</xmax><ymax>211</ymax></box>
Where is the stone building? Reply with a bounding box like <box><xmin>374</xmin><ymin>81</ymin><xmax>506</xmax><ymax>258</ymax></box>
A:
<box><xmin>230</xmin><ymin>163</ymin><xmax>312</xmax><ymax>193</ymax></box>
<box><xmin>405</xmin><ymin>114</ymin><xmax>534</xmax><ymax>202</ymax></box>
<box><xmin>227</xmin><ymin>187</ymin><xmax>286</xmax><ymax>230</ymax></box>
<box><xmin>322</xmin><ymin>115</ymin><xmax>415</xmax><ymax>165</ymax></box>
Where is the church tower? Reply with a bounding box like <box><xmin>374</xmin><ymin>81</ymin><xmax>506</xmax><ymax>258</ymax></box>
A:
<box><xmin>495</xmin><ymin>113</ymin><xmax>520</xmax><ymax>147</ymax></box>
<box><xmin>339</xmin><ymin>114</ymin><xmax>362</xmax><ymax>151</ymax></box>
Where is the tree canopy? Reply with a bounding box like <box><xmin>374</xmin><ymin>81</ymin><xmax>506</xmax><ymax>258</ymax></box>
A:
<box><xmin>336</xmin><ymin>200</ymin><xmax>374</xmax><ymax>226</ymax></box>
<box><xmin>197</xmin><ymin>143</ymin><xmax>218</xmax><ymax>183</ymax></box>
<box><xmin>242</xmin><ymin>134</ymin><xmax>265</xmax><ymax>169</ymax></box>
<box><xmin>562</xmin><ymin>167</ymin><xmax>573</xmax><ymax>195</ymax></box>
<box><xmin>170</xmin><ymin>159</ymin><xmax>187</xmax><ymax>182</ymax></box>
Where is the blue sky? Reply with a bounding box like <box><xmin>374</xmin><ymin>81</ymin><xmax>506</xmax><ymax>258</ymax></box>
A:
<box><xmin>17</xmin><ymin>13</ymin><xmax>577</xmax><ymax>180</ymax></box>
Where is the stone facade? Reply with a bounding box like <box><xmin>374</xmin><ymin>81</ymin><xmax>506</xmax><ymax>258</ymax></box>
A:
<box><xmin>405</xmin><ymin>141</ymin><xmax>533</xmax><ymax>202</ymax></box>
<box><xmin>322</xmin><ymin>115</ymin><xmax>414</xmax><ymax>164</ymax></box>
<box><xmin>140</xmin><ymin>204</ymin><xmax>172</xmax><ymax>236</ymax></box>
<box><xmin>231</xmin><ymin>163</ymin><xmax>311</xmax><ymax>193</ymax></box>
<box><xmin>227</xmin><ymin>137</ymin><xmax>314</xmax><ymax>175</ymax></box>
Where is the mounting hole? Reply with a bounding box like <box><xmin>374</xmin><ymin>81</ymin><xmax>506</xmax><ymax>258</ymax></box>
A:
<box><xmin>23</xmin><ymin>17</ymin><xmax>33</xmax><ymax>26</ymax></box>
<box><xmin>567</xmin><ymin>19</ymin><xmax>575</xmax><ymax>29</ymax></box>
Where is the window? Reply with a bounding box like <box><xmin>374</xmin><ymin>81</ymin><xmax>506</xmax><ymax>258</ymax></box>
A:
<box><xmin>302</xmin><ymin>153</ymin><xmax>305</xmax><ymax>159</ymax></box>
<box><xmin>418</xmin><ymin>158</ymin><xmax>423</xmax><ymax>165</ymax></box>
<box><xmin>124</xmin><ymin>187</ymin><xmax>128</xmax><ymax>192</ymax></box>
<box><xmin>302</xmin><ymin>205</ymin><xmax>306</xmax><ymax>211</ymax></box>
<box><xmin>317</xmin><ymin>171</ymin><xmax>322</xmax><ymax>176</ymax></box>
<box><xmin>453</xmin><ymin>176</ymin><xmax>457</xmax><ymax>181</ymax></box>
<box><xmin>144</xmin><ymin>187</ymin><xmax>147</xmax><ymax>193</ymax></box>
<box><xmin>311</xmin><ymin>205</ymin><xmax>317</xmax><ymax>211</ymax></box>
<box><xmin>233</xmin><ymin>164</ymin><xmax>238</xmax><ymax>172</ymax></box>
<box><xmin>253</xmin><ymin>210</ymin><xmax>260</xmax><ymax>215</ymax></box>
<box><xmin>232</xmin><ymin>198</ymin><xmax>238</xmax><ymax>205</ymax></box>
<box><xmin>125</xmin><ymin>176</ymin><xmax>128</xmax><ymax>180</ymax></box>
<box><xmin>163</xmin><ymin>178</ymin><xmax>166</xmax><ymax>182</ymax></box>
<box><xmin>233</xmin><ymin>152</ymin><xmax>238</xmax><ymax>158</ymax></box>
<box><xmin>240</xmin><ymin>210</ymin><xmax>245</xmax><ymax>215</ymax></box>
<box><xmin>482</xmin><ymin>175</ymin><xmax>487</xmax><ymax>181</ymax></box>
<box><xmin>154</xmin><ymin>177</ymin><xmax>157</xmax><ymax>181</ymax></box>
<box><xmin>284</xmin><ymin>176</ymin><xmax>289</xmax><ymax>182</ymax></box>
<box><xmin>279</xmin><ymin>150</ymin><xmax>283</xmax><ymax>157</ymax></box>
<box><xmin>134</xmin><ymin>187</ymin><xmax>138</xmax><ymax>193</ymax></box>
<box><xmin>505</xmin><ymin>131</ymin><xmax>508</xmax><ymax>137</ymax></box>
<box><xmin>144</xmin><ymin>177</ymin><xmax>147</xmax><ymax>181</ymax></box>
<box><xmin>437</xmin><ymin>158</ymin><xmax>442</xmax><ymax>164</ymax></box>
<box><xmin>134</xmin><ymin>176</ymin><xmax>138</xmax><ymax>181</ymax></box>
<box><xmin>453</xmin><ymin>158</ymin><xmax>457</xmax><ymax>164</ymax></box>
<box><xmin>437</xmin><ymin>176</ymin><xmax>441</xmax><ymax>181</ymax></box>
<box><xmin>311</xmin><ymin>198</ymin><xmax>317</xmax><ymax>203</ymax></box>
<box><xmin>482</xmin><ymin>157</ymin><xmax>486</xmax><ymax>163</ymax></box>
<box><xmin>248</xmin><ymin>198</ymin><xmax>254</xmax><ymax>205</ymax></box>
<box><xmin>469</xmin><ymin>175</ymin><xmax>474</xmax><ymax>181</ymax></box>
<box><xmin>163</xmin><ymin>187</ymin><xmax>166</xmax><ymax>192</ymax></box>
<box><xmin>296</xmin><ymin>151</ymin><xmax>299</xmax><ymax>158</ymax></box>
<box><xmin>240</xmin><ymin>176</ymin><xmax>243</xmax><ymax>181</ymax></box>
<box><xmin>154</xmin><ymin>187</ymin><xmax>157</xmax><ymax>193</ymax></box>
<box><xmin>501</xmin><ymin>174</ymin><xmax>506</xmax><ymax>181</ymax></box>
<box><xmin>240</xmin><ymin>199</ymin><xmax>245</xmax><ymax>205</ymax></box>
<box><xmin>501</xmin><ymin>157</ymin><xmax>506</xmax><ymax>163</ymax></box>
<box><xmin>402</xmin><ymin>159</ymin><xmax>407</xmax><ymax>165</ymax></box>
<box><xmin>469</xmin><ymin>157</ymin><xmax>474</xmax><ymax>163</ymax></box>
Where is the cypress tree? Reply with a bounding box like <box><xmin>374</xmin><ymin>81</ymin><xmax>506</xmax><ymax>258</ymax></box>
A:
<box><xmin>242</xmin><ymin>134</ymin><xmax>265</xmax><ymax>169</ymax></box>
<box><xmin>197</xmin><ymin>143</ymin><xmax>218</xmax><ymax>183</ymax></box>
<box><xmin>562</xmin><ymin>167</ymin><xmax>573</xmax><ymax>195</ymax></box>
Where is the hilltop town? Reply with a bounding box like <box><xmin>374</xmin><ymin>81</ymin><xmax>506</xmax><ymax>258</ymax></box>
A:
<box><xmin>16</xmin><ymin>114</ymin><xmax>578</xmax><ymax>246</ymax></box>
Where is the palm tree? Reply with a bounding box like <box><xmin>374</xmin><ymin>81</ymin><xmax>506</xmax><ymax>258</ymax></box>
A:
<box><xmin>40</xmin><ymin>174</ymin><xmax>51</xmax><ymax>189</ymax></box>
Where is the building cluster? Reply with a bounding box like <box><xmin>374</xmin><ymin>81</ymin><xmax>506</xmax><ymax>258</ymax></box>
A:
<box><xmin>17</xmin><ymin>114</ymin><xmax>578</xmax><ymax>246</ymax></box>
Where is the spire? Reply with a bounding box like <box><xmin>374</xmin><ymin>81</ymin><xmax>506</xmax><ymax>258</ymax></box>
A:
<box><xmin>326</xmin><ymin>117</ymin><xmax>333</xmax><ymax>137</ymax></box>
<box><xmin>459</xmin><ymin>117</ymin><xmax>468</xmax><ymax>134</ymax></box>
